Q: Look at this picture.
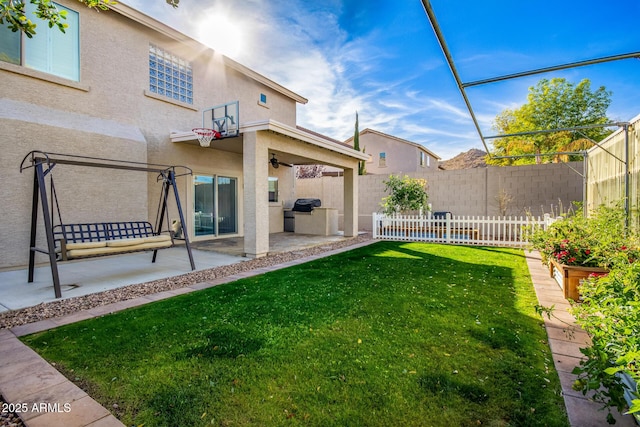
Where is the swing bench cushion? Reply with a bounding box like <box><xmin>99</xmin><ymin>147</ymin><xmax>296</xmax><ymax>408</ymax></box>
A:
<box><xmin>56</xmin><ymin>222</ymin><xmax>173</xmax><ymax>260</ymax></box>
<box><xmin>65</xmin><ymin>235</ymin><xmax>172</xmax><ymax>259</ymax></box>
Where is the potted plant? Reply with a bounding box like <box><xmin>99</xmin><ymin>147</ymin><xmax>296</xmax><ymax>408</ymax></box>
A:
<box><xmin>529</xmin><ymin>204</ymin><xmax>629</xmax><ymax>300</ymax></box>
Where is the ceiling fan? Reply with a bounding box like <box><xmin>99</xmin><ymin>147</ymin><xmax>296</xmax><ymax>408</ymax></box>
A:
<box><xmin>270</xmin><ymin>153</ymin><xmax>293</xmax><ymax>168</ymax></box>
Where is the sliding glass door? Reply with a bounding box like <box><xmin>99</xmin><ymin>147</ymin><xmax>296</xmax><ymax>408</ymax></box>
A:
<box><xmin>193</xmin><ymin>175</ymin><xmax>237</xmax><ymax>237</ymax></box>
<box><xmin>217</xmin><ymin>176</ymin><xmax>237</xmax><ymax>235</ymax></box>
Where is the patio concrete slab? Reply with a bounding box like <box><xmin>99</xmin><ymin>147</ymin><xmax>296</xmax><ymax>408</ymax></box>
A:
<box><xmin>0</xmin><ymin>246</ymin><xmax>243</xmax><ymax>312</ymax></box>
<box><xmin>0</xmin><ymin>233</ymin><xmax>364</xmax><ymax>313</ymax></box>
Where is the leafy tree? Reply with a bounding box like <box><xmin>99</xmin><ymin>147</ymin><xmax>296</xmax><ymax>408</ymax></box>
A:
<box><xmin>489</xmin><ymin>78</ymin><xmax>613</xmax><ymax>165</ymax></box>
<box><xmin>1</xmin><ymin>0</ymin><xmax>178</xmax><ymax>38</ymax></box>
<box><xmin>381</xmin><ymin>175</ymin><xmax>428</xmax><ymax>215</ymax></box>
<box><xmin>353</xmin><ymin>111</ymin><xmax>366</xmax><ymax>175</ymax></box>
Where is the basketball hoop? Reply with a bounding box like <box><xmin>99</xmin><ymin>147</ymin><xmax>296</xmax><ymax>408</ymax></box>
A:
<box><xmin>192</xmin><ymin>128</ymin><xmax>221</xmax><ymax>147</ymax></box>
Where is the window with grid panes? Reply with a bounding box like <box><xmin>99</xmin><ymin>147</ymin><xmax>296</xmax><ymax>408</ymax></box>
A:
<box><xmin>149</xmin><ymin>44</ymin><xmax>193</xmax><ymax>104</ymax></box>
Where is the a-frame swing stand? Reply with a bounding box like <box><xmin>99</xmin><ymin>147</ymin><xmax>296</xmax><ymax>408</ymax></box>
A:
<box><xmin>20</xmin><ymin>151</ymin><xmax>196</xmax><ymax>299</ymax></box>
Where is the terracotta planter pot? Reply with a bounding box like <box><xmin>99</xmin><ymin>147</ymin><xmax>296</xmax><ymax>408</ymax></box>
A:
<box><xmin>549</xmin><ymin>258</ymin><xmax>608</xmax><ymax>301</ymax></box>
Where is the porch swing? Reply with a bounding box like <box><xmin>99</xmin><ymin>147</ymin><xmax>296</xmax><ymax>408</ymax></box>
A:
<box><xmin>19</xmin><ymin>151</ymin><xmax>196</xmax><ymax>298</ymax></box>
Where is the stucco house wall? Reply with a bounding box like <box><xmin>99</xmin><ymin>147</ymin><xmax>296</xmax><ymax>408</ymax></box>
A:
<box><xmin>344</xmin><ymin>128</ymin><xmax>441</xmax><ymax>174</ymax></box>
<box><xmin>0</xmin><ymin>0</ymin><xmax>367</xmax><ymax>268</ymax></box>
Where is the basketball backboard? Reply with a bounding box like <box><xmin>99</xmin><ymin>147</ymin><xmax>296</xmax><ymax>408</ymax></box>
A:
<box><xmin>202</xmin><ymin>101</ymin><xmax>239</xmax><ymax>138</ymax></box>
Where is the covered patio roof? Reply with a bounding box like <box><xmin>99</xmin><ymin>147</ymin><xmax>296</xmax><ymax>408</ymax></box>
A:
<box><xmin>171</xmin><ymin>119</ymin><xmax>367</xmax><ymax>258</ymax></box>
<box><xmin>170</xmin><ymin>119</ymin><xmax>369</xmax><ymax>166</ymax></box>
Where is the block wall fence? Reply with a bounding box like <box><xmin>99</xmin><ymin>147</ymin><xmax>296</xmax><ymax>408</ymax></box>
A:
<box><xmin>295</xmin><ymin>162</ymin><xmax>584</xmax><ymax>231</ymax></box>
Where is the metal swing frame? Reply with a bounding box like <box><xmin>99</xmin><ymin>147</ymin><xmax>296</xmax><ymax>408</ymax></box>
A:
<box><xmin>19</xmin><ymin>151</ymin><xmax>196</xmax><ymax>298</ymax></box>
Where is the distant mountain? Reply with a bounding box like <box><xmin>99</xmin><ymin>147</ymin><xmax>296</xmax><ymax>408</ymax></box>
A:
<box><xmin>440</xmin><ymin>149</ymin><xmax>487</xmax><ymax>170</ymax></box>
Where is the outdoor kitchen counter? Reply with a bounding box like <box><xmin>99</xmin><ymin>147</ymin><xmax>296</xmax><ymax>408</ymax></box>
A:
<box><xmin>294</xmin><ymin>208</ymin><xmax>338</xmax><ymax>236</ymax></box>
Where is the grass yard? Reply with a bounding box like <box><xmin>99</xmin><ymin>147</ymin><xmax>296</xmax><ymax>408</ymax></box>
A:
<box><xmin>22</xmin><ymin>242</ymin><xmax>569</xmax><ymax>426</ymax></box>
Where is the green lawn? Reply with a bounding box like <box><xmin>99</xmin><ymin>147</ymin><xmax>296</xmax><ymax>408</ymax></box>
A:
<box><xmin>23</xmin><ymin>242</ymin><xmax>569</xmax><ymax>427</ymax></box>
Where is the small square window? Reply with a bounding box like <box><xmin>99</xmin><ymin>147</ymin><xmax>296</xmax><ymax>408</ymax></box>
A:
<box><xmin>260</xmin><ymin>93</ymin><xmax>267</xmax><ymax>103</ymax></box>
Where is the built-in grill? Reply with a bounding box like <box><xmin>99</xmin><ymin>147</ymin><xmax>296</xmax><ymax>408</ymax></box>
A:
<box><xmin>285</xmin><ymin>199</ymin><xmax>322</xmax><ymax>232</ymax></box>
<box><xmin>292</xmin><ymin>198</ymin><xmax>322</xmax><ymax>212</ymax></box>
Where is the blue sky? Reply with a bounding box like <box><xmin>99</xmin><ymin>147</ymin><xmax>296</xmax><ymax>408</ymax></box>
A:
<box><xmin>126</xmin><ymin>0</ymin><xmax>640</xmax><ymax>160</ymax></box>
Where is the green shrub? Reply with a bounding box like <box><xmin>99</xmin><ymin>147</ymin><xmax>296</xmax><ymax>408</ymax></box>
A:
<box><xmin>572</xmin><ymin>261</ymin><xmax>640</xmax><ymax>423</ymax></box>
<box><xmin>380</xmin><ymin>175</ymin><xmax>428</xmax><ymax>216</ymax></box>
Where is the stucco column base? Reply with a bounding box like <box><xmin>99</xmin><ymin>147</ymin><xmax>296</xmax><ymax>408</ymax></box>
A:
<box><xmin>243</xmin><ymin>251</ymin><xmax>268</xmax><ymax>259</ymax></box>
<box><xmin>343</xmin><ymin>167</ymin><xmax>358</xmax><ymax>237</ymax></box>
<box><xmin>243</xmin><ymin>131</ymin><xmax>270</xmax><ymax>258</ymax></box>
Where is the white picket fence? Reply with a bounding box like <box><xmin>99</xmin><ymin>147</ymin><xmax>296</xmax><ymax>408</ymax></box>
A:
<box><xmin>372</xmin><ymin>212</ymin><xmax>553</xmax><ymax>247</ymax></box>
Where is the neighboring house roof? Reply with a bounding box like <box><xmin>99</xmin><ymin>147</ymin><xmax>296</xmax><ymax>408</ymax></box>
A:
<box><xmin>345</xmin><ymin>128</ymin><xmax>441</xmax><ymax>160</ymax></box>
<box><xmin>110</xmin><ymin>2</ymin><xmax>308</xmax><ymax>105</ymax></box>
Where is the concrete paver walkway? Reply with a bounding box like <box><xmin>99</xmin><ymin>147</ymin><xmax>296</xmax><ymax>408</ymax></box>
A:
<box><xmin>524</xmin><ymin>251</ymin><xmax>636</xmax><ymax>427</ymax></box>
<box><xmin>0</xmin><ymin>246</ymin><xmax>637</xmax><ymax>426</ymax></box>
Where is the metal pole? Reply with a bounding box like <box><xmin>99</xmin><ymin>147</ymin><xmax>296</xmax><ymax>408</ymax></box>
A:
<box><xmin>152</xmin><ymin>174</ymin><xmax>172</xmax><ymax>264</ymax></box>
<box><xmin>624</xmin><ymin>124</ymin><xmax>630</xmax><ymax>228</ymax></box>
<box><xmin>583</xmin><ymin>152</ymin><xmax>588</xmax><ymax>217</ymax></box>
<box><xmin>27</xmin><ymin>166</ymin><xmax>40</xmax><ymax>283</ymax></box>
<box><xmin>484</xmin><ymin>122</ymin><xmax>625</xmax><ymax>140</ymax></box>
<box><xmin>35</xmin><ymin>161</ymin><xmax>62</xmax><ymax>298</ymax></box>
<box><xmin>170</xmin><ymin>170</ymin><xmax>196</xmax><ymax>270</ymax></box>
<box><xmin>462</xmin><ymin>51</ymin><xmax>640</xmax><ymax>88</ymax></box>
<box><xmin>420</xmin><ymin>0</ymin><xmax>491</xmax><ymax>155</ymax></box>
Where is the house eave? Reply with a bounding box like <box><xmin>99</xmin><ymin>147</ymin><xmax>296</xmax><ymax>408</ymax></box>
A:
<box><xmin>171</xmin><ymin>120</ymin><xmax>369</xmax><ymax>161</ymax></box>
<box><xmin>244</xmin><ymin>120</ymin><xmax>370</xmax><ymax>161</ymax></box>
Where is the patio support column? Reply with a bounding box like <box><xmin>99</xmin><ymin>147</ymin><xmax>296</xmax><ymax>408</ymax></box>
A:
<box><xmin>243</xmin><ymin>131</ymin><xmax>270</xmax><ymax>258</ymax></box>
<box><xmin>343</xmin><ymin>166</ymin><xmax>358</xmax><ymax>237</ymax></box>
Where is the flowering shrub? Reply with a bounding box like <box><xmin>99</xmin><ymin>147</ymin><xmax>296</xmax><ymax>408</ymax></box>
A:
<box><xmin>530</xmin><ymin>203</ymin><xmax>631</xmax><ymax>268</ymax></box>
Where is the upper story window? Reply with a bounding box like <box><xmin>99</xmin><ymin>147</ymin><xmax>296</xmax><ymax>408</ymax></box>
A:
<box><xmin>419</xmin><ymin>152</ymin><xmax>431</xmax><ymax>167</ymax></box>
<box><xmin>379</xmin><ymin>152</ymin><xmax>386</xmax><ymax>168</ymax></box>
<box><xmin>0</xmin><ymin>2</ymin><xmax>80</xmax><ymax>81</ymax></box>
<box><xmin>149</xmin><ymin>44</ymin><xmax>193</xmax><ymax>104</ymax></box>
